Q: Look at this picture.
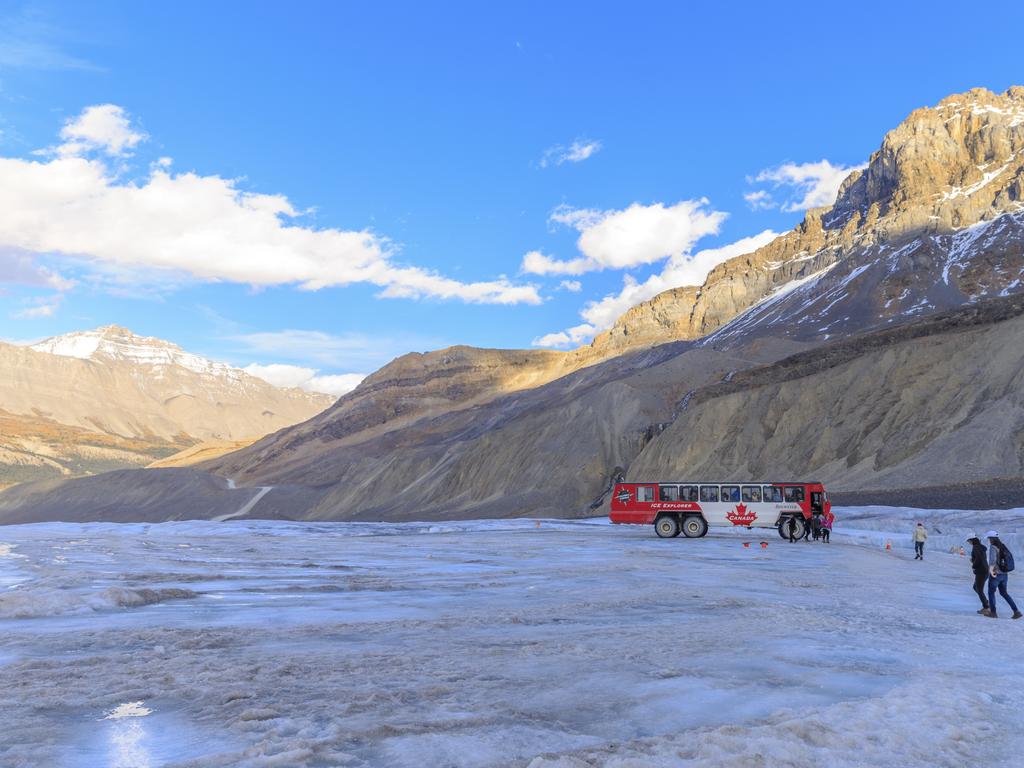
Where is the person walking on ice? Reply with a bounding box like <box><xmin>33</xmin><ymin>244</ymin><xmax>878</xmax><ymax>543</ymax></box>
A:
<box><xmin>912</xmin><ymin>522</ymin><xmax>928</xmax><ymax>560</ymax></box>
<box><xmin>983</xmin><ymin>531</ymin><xmax>1022</xmax><ymax>620</ymax></box>
<box><xmin>966</xmin><ymin>535</ymin><xmax>990</xmax><ymax>615</ymax></box>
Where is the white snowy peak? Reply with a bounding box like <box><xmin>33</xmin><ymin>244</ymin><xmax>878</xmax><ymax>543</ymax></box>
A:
<box><xmin>31</xmin><ymin>324</ymin><xmax>239</xmax><ymax>378</ymax></box>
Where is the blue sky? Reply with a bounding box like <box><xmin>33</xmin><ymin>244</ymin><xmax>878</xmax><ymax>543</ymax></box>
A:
<box><xmin>1</xmin><ymin>0</ymin><xmax>1022</xmax><ymax>393</ymax></box>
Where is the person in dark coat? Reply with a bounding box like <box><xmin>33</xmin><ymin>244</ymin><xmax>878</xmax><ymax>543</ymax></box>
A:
<box><xmin>966</xmin><ymin>535</ymin><xmax>990</xmax><ymax>614</ymax></box>
<box><xmin>984</xmin><ymin>531</ymin><xmax>1022</xmax><ymax>620</ymax></box>
<box><xmin>788</xmin><ymin>515</ymin><xmax>797</xmax><ymax>543</ymax></box>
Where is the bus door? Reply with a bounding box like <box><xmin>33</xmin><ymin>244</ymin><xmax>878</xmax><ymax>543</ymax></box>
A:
<box><xmin>810</xmin><ymin>490</ymin><xmax>823</xmax><ymax>514</ymax></box>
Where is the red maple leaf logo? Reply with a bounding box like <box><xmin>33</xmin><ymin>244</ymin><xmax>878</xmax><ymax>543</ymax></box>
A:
<box><xmin>727</xmin><ymin>503</ymin><xmax>757</xmax><ymax>526</ymax></box>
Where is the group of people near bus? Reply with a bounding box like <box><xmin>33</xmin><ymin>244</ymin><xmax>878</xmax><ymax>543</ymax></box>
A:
<box><xmin>786</xmin><ymin>512</ymin><xmax>831</xmax><ymax>543</ymax></box>
<box><xmin>914</xmin><ymin>522</ymin><xmax>1020</xmax><ymax>620</ymax></box>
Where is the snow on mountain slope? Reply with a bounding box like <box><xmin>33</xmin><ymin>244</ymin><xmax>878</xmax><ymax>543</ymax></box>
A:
<box><xmin>32</xmin><ymin>324</ymin><xmax>249</xmax><ymax>382</ymax></box>
<box><xmin>700</xmin><ymin>209</ymin><xmax>1024</xmax><ymax>346</ymax></box>
<box><xmin>0</xmin><ymin>328</ymin><xmax>335</xmax><ymax>486</ymax></box>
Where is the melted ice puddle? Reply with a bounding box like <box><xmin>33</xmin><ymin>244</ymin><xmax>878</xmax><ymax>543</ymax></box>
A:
<box><xmin>66</xmin><ymin>701</ymin><xmax>237</xmax><ymax>768</ymax></box>
<box><xmin>98</xmin><ymin>702</ymin><xmax>155</xmax><ymax>768</ymax></box>
<box><xmin>103</xmin><ymin>701</ymin><xmax>153</xmax><ymax>720</ymax></box>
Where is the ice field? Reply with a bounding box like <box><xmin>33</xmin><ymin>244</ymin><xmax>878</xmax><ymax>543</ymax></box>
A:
<box><xmin>1</xmin><ymin>508</ymin><xmax>1023</xmax><ymax>767</ymax></box>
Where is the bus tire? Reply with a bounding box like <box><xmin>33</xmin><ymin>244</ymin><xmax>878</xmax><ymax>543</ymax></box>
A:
<box><xmin>778</xmin><ymin>516</ymin><xmax>806</xmax><ymax>540</ymax></box>
<box><xmin>655</xmin><ymin>515</ymin><xmax>680</xmax><ymax>538</ymax></box>
<box><xmin>681</xmin><ymin>515</ymin><xmax>708</xmax><ymax>538</ymax></box>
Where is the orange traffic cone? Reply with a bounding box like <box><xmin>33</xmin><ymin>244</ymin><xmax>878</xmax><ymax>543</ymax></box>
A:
<box><xmin>885</xmin><ymin>540</ymin><xmax>892</xmax><ymax>551</ymax></box>
<box><xmin>743</xmin><ymin>542</ymin><xmax>750</xmax><ymax>548</ymax></box>
<box><xmin>760</xmin><ymin>541</ymin><xmax>769</xmax><ymax>549</ymax></box>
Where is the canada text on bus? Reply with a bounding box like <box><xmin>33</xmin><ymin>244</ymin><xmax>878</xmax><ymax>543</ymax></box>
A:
<box><xmin>609</xmin><ymin>481</ymin><xmax>833</xmax><ymax>539</ymax></box>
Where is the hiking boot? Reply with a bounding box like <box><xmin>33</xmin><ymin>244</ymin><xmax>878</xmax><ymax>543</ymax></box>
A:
<box><xmin>977</xmin><ymin>608</ymin><xmax>990</xmax><ymax>615</ymax></box>
<box><xmin>986</xmin><ymin>611</ymin><xmax>999</xmax><ymax>619</ymax></box>
<box><xmin>1013</xmin><ymin>611</ymin><xmax>1023</xmax><ymax>620</ymax></box>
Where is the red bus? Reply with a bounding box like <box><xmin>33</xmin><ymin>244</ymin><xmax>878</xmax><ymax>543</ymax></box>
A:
<box><xmin>609</xmin><ymin>481</ymin><xmax>832</xmax><ymax>539</ymax></box>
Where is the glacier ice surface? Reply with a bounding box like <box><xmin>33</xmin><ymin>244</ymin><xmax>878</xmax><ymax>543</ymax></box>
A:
<box><xmin>1</xmin><ymin>510</ymin><xmax>1023</xmax><ymax>767</ymax></box>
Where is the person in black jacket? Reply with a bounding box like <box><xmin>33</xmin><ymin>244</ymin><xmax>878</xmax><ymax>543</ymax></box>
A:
<box><xmin>966</xmin><ymin>536</ymin><xmax>990</xmax><ymax>614</ymax></box>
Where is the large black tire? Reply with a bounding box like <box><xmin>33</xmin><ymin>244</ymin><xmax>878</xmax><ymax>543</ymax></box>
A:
<box><xmin>655</xmin><ymin>515</ymin><xmax>680</xmax><ymax>538</ymax></box>
<box><xmin>778</xmin><ymin>516</ymin><xmax>807</xmax><ymax>540</ymax></box>
<box><xmin>681</xmin><ymin>515</ymin><xmax>708</xmax><ymax>538</ymax></box>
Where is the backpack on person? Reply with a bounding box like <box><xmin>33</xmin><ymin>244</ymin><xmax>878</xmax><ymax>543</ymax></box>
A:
<box><xmin>997</xmin><ymin>543</ymin><xmax>1015</xmax><ymax>573</ymax></box>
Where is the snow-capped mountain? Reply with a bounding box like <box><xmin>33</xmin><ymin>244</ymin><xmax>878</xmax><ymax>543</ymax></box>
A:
<box><xmin>0</xmin><ymin>328</ymin><xmax>334</xmax><ymax>486</ymax></box>
<box><xmin>31</xmin><ymin>324</ymin><xmax>244</xmax><ymax>380</ymax></box>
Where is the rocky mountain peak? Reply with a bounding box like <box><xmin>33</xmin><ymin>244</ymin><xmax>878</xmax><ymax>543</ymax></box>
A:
<box><xmin>584</xmin><ymin>86</ymin><xmax>1024</xmax><ymax>358</ymax></box>
<box><xmin>828</xmin><ymin>86</ymin><xmax>1024</xmax><ymax>236</ymax></box>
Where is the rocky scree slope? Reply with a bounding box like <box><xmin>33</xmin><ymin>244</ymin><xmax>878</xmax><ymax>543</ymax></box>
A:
<box><xmin>629</xmin><ymin>293</ymin><xmax>1024</xmax><ymax>491</ymax></box>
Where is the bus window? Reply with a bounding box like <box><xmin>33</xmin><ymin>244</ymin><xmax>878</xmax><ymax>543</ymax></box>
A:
<box><xmin>763</xmin><ymin>486</ymin><xmax>783</xmax><ymax>503</ymax></box>
<box><xmin>699</xmin><ymin>485</ymin><xmax>719</xmax><ymax>503</ymax></box>
<box><xmin>659</xmin><ymin>485</ymin><xmax>680</xmax><ymax>501</ymax></box>
<box><xmin>680</xmin><ymin>485</ymin><xmax>699</xmax><ymax>502</ymax></box>
<box><xmin>742</xmin><ymin>485</ymin><xmax>762</xmax><ymax>503</ymax></box>
<box><xmin>637</xmin><ymin>486</ymin><xmax>655</xmax><ymax>503</ymax></box>
<box><xmin>784</xmin><ymin>486</ymin><xmax>805</xmax><ymax>503</ymax></box>
<box><xmin>721</xmin><ymin>485</ymin><xmax>740</xmax><ymax>502</ymax></box>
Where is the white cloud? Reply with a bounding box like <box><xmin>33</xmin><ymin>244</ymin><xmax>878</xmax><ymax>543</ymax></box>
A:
<box><xmin>531</xmin><ymin>323</ymin><xmax>596</xmax><ymax>349</ymax></box>
<box><xmin>563</xmin><ymin>139</ymin><xmax>601</xmax><ymax>163</ymax></box>
<box><xmin>520</xmin><ymin>250</ymin><xmax>591</xmax><ymax>276</ymax></box>
<box><xmin>743</xmin><ymin>189</ymin><xmax>774</xmax><ymax>211</ymax></box>
<box><xmin>657</xmin><ymin>228</ymin><xmax>780</xmax><ymax>289</ymax></box>
<box><xmin>12</xmin><ymin>294</ymin><xmax>62</xmax><ymax>319</ymax></box>
<box><xmin>557</xmin><ymin>279</ymin><xmax>582</xmax><ymax>292</ymax></box>
<box><xmin>0</xmin><ymin>247</ymin><xmax>75</xmax><ymax>291</ymax></box>
<box><xmin>305</xmin><ymin>373</ymin><xmax>366</xmax><ymax>396</ymax></box>
<box><xmin>567</xmin><ymin>200</ymin><xmax>725</xmax><ymax>271</ymax></box>
<box><xmin>535</xmin><ymin>229</ymin><xmax>780</xmax><ymax>348</ymax></box>
<box><xmin>1</xmin><ymin>106</ymin><xmax>540</xmax><ymax>306</ymax></box>
<box><xmin>523</xmin><ymin>200</ymin><xmax>728</xmax><ymax>277</ymax></box>
<box><xmin>540</xmin><ymin>138</ymin><xmax>602</xmax><ymax>168</ymax></box>
<box><xmin>748</xmin><ymin>160</ymin><xmax>867</xmax><ymax>212</ymax></box>
<box><xmin>547</xmin><ymin>205</ymin><xmax>605</xmax><ymax>230</ymax></box>
<box><xmin>56</xmin><ymin>104</ymin><xmax>146</xmax><ymax>157</ymax></box>
<box><xmin>242</xmin><ymin>363</ymin><xmax>364</xmax><ymax>397</ymax></box>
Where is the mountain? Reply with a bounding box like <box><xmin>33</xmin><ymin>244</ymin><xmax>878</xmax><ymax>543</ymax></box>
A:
<box><xmin>629</xmin><ymin>294</ymin><xmax>1024</xmax><ymax>491</ymax></box>
<box><xmin>588</xmin><ymin>86</ymin><xmax>1024</xmax><ymax>356</ymax></box>
<box><xmin>0</xmin><ymin>326</ymin><xmax>333</xmax><ymax>485</ymax></box>
<box><xmin>2</xmin><ymin>86</ymin><xmax>1022</xmax><ymax>523</ymax></box>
